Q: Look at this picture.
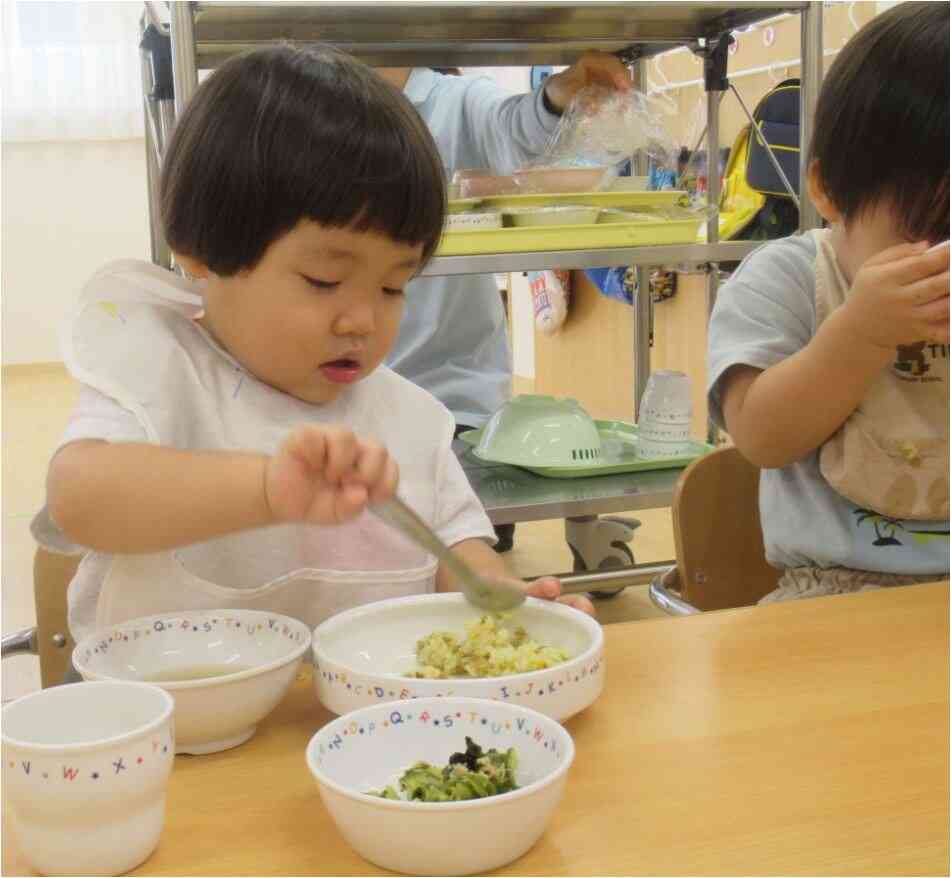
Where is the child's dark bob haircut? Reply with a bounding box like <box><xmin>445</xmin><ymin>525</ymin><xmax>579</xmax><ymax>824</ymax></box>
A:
<box><xmin>161</xmin><ymin>45</ymin><xmax>446</xmax><ymax>275</ymax></box>
<box><xmin>808</xmin><ymin>1</ymin><xmax>949</xmax><ymax>243</ymax></box>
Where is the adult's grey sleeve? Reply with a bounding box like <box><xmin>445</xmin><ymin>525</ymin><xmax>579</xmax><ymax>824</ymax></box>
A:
<box><xmin>458</xmin><ymin>77</ymin><xmax>560</xmax><ymax>173</ymax></box>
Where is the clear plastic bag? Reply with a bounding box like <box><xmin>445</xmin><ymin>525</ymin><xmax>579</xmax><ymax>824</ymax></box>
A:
<box><xmin>528</xmin><ymin>85</ymin><xmax>680</xmax><ymax>180</ymax></box>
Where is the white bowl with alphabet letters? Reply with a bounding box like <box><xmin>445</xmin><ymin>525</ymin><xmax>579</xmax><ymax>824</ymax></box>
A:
<box><xmin>311</xmin><ymin>593</ymin><xmax>603</xmax><ymax>722</ymax></box>
<box><xmin>73</xmin><ymin>609</ymin><xmax>311</xmax><ymax>755</ymax></box>
<box><xmin>306</xmin><ymin>696</ymin><xmax>575</xmax><ymax>875</ymax></box>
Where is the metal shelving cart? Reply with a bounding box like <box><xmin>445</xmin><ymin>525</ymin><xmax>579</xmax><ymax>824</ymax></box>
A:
<box><xmin>138</xmin><ymin>1</ymin><xmax>822</xmax><ymax>593</ymax></box>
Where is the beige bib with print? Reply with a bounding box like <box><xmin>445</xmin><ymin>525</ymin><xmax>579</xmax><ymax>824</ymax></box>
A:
<box><xmin>813</xmin><ymin>229</ymin><xmax>949</xmax><ymax>521</ymax></box>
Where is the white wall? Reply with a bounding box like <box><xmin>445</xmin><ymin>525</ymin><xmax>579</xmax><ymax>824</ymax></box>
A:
<box><xmin>0</xmin><ymin>67</ymin><xmax>535</xmax><ymax>367</ymax></box>
<box><xmin>1</xmin><ymin>139</ymin><xmax>151</xmax><ymax>365</ymax></box>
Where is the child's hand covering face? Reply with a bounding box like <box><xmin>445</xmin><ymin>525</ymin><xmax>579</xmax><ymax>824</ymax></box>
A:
<box><xmin>265</xmin><ymin>424</ymin><xmax>398</xmax><ymax>525</ymax></box>
<box><xmin>840</xmin><ymin>239</ymin><xmax>950</xmax><ymax>350</ymax></box>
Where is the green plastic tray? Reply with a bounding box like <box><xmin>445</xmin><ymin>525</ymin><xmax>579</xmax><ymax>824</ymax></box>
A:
<box><xmin>458</xmin><ymin>420</ymin><xmax>714</xmax><ymax>479</ymax></box>
<box><xmin>447</xmin><ymin>197</ymin><xmax>483</xmax><ymax>213</ymax></box>
<box><xmin>477</xmin><ymin>191</ymin><xmax>688</xmax><ymax>210</ymax></box>
<box><xmin>437</xmin><ymin>217</ymin><xmax>701</xmax><ymax>256</ymax></box>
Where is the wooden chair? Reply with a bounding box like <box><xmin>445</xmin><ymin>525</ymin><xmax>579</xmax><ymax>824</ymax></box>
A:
<box><xmin>1</xmin><ymin>549</ymin><xmax>79</xmax><ymax>688</ymax></box>
<box><xmin>649</xmin><ymin>446</ymin><xmax>781</xmax><ymax>614</ymax></box>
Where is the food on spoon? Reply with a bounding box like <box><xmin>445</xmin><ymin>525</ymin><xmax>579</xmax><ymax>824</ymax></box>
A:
<box><xmin>408</xmin><ymin>614</ymin><xmax>570</xmax><ymax>678</ymax></box>
<box><xmin>368</xmin><ymin>737</ymin><xmax>518</xmax><ymax>801</ymax></box>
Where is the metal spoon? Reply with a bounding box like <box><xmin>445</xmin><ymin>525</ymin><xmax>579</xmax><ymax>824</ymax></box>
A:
<box><xmin>372</xmin><ymin>496</ymin><xmax>526</xmax><ymax>613</ymax></box>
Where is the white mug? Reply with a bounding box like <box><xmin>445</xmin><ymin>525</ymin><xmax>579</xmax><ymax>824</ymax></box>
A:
<box><xmin>2</xmin><ymin>681</ymin><xmax>175</xmax><ymax>876</ymax></box>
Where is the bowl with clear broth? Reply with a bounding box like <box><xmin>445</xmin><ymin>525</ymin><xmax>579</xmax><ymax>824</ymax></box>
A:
<box><xmin>73</xmin><ymin>609</ymin><xmax>311</xmax><ymax>755</ymax></box>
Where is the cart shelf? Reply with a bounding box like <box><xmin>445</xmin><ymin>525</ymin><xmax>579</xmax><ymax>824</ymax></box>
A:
<box><xmin>187</xmin><ymin>2</ymin><xmax>808</xmax><ymax>68</ymax></box>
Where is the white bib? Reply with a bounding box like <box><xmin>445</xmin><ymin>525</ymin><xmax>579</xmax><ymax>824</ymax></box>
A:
<box><xmin>813</xmin><ymin>231</ymin><xmax>950</xmax><ymax>521</ymax></box>
<box><xmin>64</xmin><ymin>260</ymin><xmax>445</xmax><ymax>632</ymax></box>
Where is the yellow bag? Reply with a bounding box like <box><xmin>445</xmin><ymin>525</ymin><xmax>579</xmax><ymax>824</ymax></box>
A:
<box><xmin>717</xmin><ymin>125</ymin><xmax>766</xmax><ymax>241</ymax></box>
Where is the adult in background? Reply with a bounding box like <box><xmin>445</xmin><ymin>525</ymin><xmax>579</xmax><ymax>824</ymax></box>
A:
<box><xmin>378</xmin><ymin>54</ymin><xmax>631</xmax><ymax>551</ymax></box>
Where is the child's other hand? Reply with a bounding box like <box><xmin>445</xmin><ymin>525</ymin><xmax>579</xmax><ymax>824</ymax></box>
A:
<box><xmin>841</xmin><ymin>240</ymin><xmax>950</xmax><ymax>350</ymax></box>
<box><xmin>525</xmin><ymin>576</ymin><xmax>597</xmax><ymax>618</ymax></box>
<box><xmin>265</xmin><ymin>425</ymin><xmax>398</xmax><ymax>525</ymax></box>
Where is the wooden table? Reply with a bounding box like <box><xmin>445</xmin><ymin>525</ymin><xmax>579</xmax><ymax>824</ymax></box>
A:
<box><xmin>5</xmin><ymin>583</ymin><xmax>948</xmax><ymax>876</ymax></box>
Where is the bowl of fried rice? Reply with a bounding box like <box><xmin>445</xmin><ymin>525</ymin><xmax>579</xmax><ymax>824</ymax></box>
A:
<box><xmin>311</xmin><ymin>593</ymin><xmax>603</xmax><ymax>722</ymax></box>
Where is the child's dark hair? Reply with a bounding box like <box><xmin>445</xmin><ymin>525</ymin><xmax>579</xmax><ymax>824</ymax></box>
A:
<box><xmin>808</xmin><ymin>1</ymin><xmax>949</xmax><ymax>243</ymax></box>
<box><xmin>161</xmin><ymin>45</ymin><xmax>446</xmax><ymax>275</ymax></box>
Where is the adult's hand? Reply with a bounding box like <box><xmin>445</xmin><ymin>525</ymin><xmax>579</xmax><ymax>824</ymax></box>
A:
<box><xmin>543</xmin><ymin>50</ymin><xmax>632</xmax><ymax>114</ymax></box>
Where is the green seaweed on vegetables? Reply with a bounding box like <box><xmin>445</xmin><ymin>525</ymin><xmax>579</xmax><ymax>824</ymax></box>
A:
<box><xmin>367</xmin><ymin>737</ymin><xmax>519</xmax><ymax>802</ymax></box>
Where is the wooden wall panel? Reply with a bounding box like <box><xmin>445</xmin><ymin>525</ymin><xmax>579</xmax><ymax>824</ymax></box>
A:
<box><xmin>532</xmin><ymin>271</ymin><xmax>635</xmax><ymax>422</ymax></box>
<box><xmin>530</xmin><ymin>271</ymin><xmax>709</xmax><ymax>438</ymax></box>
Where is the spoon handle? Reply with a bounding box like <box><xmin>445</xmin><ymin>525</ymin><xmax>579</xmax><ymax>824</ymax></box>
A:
<box><xmin>372</xmin><ymin>496</ymin><xmax>482</xmax><ymax>590</ymax></box>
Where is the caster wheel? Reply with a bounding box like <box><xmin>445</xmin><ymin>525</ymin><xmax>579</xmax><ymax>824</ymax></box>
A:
<box><xmin>569</xmin><ymin>543</ymin><xmax>633</xmax><ymax>600</ymax></box>
<box><xmin>590</xmin><ymin>547</ymin><xmax>633</xmax><ymax>599</ymax></box>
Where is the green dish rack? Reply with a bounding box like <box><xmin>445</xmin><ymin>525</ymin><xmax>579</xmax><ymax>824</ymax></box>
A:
<box><xmin>458</xmin><ymin>420</ymin><xmax>714</xmax><ymax>479</ymax></box>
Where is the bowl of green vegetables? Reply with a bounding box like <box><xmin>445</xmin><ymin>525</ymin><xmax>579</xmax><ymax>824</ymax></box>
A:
<box><xmin>305</xmin><ymin>696</ymin><xmax>574</xmax><ymax>876</ymax></box>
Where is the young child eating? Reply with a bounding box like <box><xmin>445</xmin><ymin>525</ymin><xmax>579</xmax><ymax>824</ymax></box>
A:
<box><xmin>32</xmin><ymin>45</ymin><xmax>594</xmax><ymax>646</ymax></box>
<box><xmin>708</xmin><ymin>1</ymin><xmax>949</xmax><ymax>602</ymax></box>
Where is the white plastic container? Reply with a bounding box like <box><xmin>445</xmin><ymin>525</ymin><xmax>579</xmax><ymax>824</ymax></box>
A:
<box><xmin>445</xmin><ymin>210</ymin><xmax>503</xmax><ymax>230</ymax></box>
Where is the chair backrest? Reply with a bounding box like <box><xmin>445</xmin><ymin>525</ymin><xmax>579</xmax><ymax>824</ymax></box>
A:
<box><xmin>33</xmin><ymin>548</ymin><xmax>80</xmax><ymax>688</ymax></box>
<box><xmin>672</xmin><ymin>446</ymin><xmax>781</xmax><ymax>610</ymax></box>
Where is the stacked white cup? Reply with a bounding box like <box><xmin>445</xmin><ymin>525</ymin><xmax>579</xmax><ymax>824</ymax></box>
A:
<box><xmin>637</xmin><ymin>370</ymin><xmax>693</xmax><ymax>459</ymax></box>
